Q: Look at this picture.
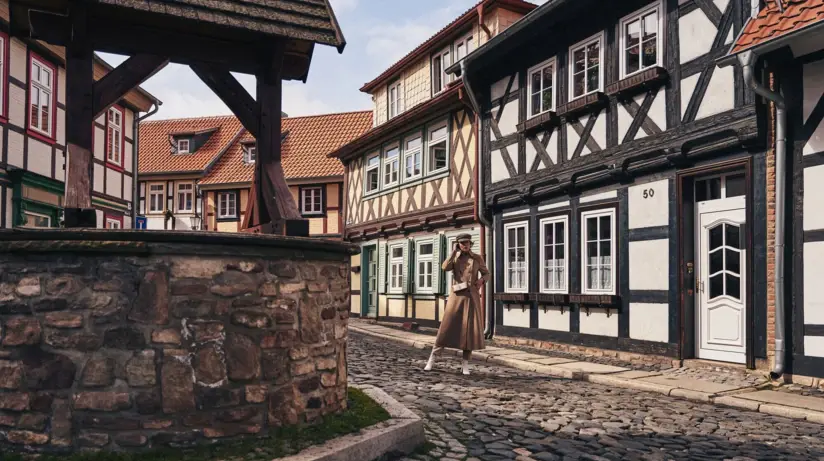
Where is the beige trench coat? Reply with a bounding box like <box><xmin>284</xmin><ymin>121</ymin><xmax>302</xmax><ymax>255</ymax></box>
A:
<box><xmin>434</xmin><ymin>250</ymin><xmax>489</xmax><ymax>351</ymax></box>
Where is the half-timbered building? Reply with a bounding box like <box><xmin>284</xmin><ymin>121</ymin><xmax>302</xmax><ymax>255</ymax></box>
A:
<box><xmin>0</xmin><ymin>1</ymin><xmax>159</xmax><ymax>230</ymax></box>
<box><xmin>456</xmin><ymin>0</ymin><xmax>771</xmax><ymax>368</ymax></box>
<box><xmin>332</xmin><ymin>0</ymin><xmax>538</xmax><ymax>322</ymax></box>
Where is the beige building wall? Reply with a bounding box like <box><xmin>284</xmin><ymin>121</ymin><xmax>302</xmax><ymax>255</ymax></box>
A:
<box><xmin>373</xmin><ymin>86</ymin><xmax>388</xmax><ymax>127</ymax></box>
<box><xmin>403</xmin><ymin>57</ymin><xmax>431</xmax><ymax>111</ymax></box>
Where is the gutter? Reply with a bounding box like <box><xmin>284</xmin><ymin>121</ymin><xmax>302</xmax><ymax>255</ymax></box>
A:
<box><xmin>134</xmin><ymin>101</ymin><xmax>161</xmax><ymax>227</ymax></box>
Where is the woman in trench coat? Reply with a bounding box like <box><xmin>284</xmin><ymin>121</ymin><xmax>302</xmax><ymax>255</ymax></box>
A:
<box><xmin>424</xmin><ymin>233</ymin><xmax>489</xmax><ymax>375</ymax></box>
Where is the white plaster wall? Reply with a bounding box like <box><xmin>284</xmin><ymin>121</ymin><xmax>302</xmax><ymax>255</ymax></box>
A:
<box><xmin>679</xmin><ymin>8</ymin><xmax>716</xmax><ymax>64</ymax></box>
<box><xmin>8</xmin><ymin>85</ymin><xmax>25</xmax><ymax>129</ymax></box>
<box><xmin>56</xmin><ymin>108</ymin><xmax>66</xmax><ymax>147</ymax></box>
<box><xmin>618</xmin><ymin>98</ymin><xmax>635</xmax><ymax>142</ymax></box>
<box><xmin>123</xmin><ymin>175</ymin><xmax>133</xmax><ymax>203</ymax></box>
<box><xmin>124</xmin><ymin>141</ymin><xmax>134</xmax><ymax>173</ymax></box>
<box><xmin>491</xmin><ymin>75</ymin><xmax>513</xmax><ymax>101</ymax></box>
<box><xmin>503</xmin><ymin>307</ymin><xmax>531</xmax><ymax>328</ymax></box>
<box><xmin>628</xmin><ymin>179</ymin><xmax>669</xmax><ymax>228</ymax></box>
<box><xmin>93</xmin><ymin>163</ymin><xmax>105</xmax><ymax>194</ymax></box>
<box><xmin>27</xmin><ymin>138</ymin><xmax>52</xmax><ymax>178</ymax></box>
<box><xmin>579</xmin><ymin>310</ymin><xmax>618</xmax><ymax>337</ymax></box>
<box><xmin>106</xmin><ymin>168</ymin><xmax>122</xmax><ymax>198</ymax></box>
<box><xmin>525</xmin><ymin>139</ymin><xmax>537</xmax><ymax>171</ymax></box>
<box><xmin>803</xmin><ymin>59</ymin><xmax>824</xmax><ymax>156</ymax></box>
<box><xmin>538</xmin><ymin>201</ymin><xmax>569</xmax><ymax>212</ymax></box>
<box><xmin>714</xmin><ymin>0</ymin><xmax>730</xmax><ymax>13</ymax></box>
<box><xmin>804</xmin><ymin>337</ymin><xmax>824</xmax><ymax>358</ymax></box>
<box><xmin>502</xmin><ymin>209</ymin><xmax>529</xmax><ymax>218</ymax></box>
<box><xmin>7</xmin><ymin>131</ymin><xmax>23</xmax><ymax>168</ymax></box>
<box><xmin>498</xmin><ymin>100</ymin><xmax>520</xmax><ymax>137</ymax></box>
<box><xmin>629</xmin><ymin>240</ymin><xmax>670</xmax><ymax>290</ymax></box>
<box><xmin>57</xmin><ymin>69</ymin><xmax>66</xmax><ymax>105</ymax></box>
<box><xmin>680</xmin><ymin>74</ymin><xmax>699</xmax><ymax>119</ymax></box>
<box><xmin>54</xmin><ymin>152</ymin><xmax>65</xmax><ymax>182</ymax></box>
<box><xmin>94</xmin><ymin>126</ymin><xmax>105</xmax><ymax>160</ymax></box>
<box><xmin>580</xmin><ymin>190</ymin><xmax>617</xmax><ymax>203</ymax></box>
<box><xmin>803</xmin><ymin>165</ymin><xmax>824</xmax><ymax>231</ymax></box>
<box><xmin>538</xmin><ymin>307</ymin><xmax>570</xmax><ymax>332</ymax></box>
<box><xmin>123</xmin><ymin>216</ymin><xmax>133</xmax><ymax>229</ymax></box>
<box><xmin>146</xmin><ymin>216</ymin><xmax>165</xmax><ymax>230</ymax></box>
<box><xmin>567</xmin><ymin>123</ymin><xmax>581</xmax><ymax>156</ymax></box>
<box><xmin>95</xmin><ymin>210</ymin><xmax>104</xmax><ymax>229</ymax></box>
<box><xmin>547</xmin><ymin>131</ymin><xmax>559</xmax><ymax>164</ymax></box>
<box><xmin>125</xmin><ymin>108</ymin><xmax>135</xmax><ymax>140</ymax></box>
<box><xmin>9</xmin><ymin>39</ymin><xmax>26</xmax><ymax>82</ymax></box>
<box><xmin>804</xmin><ymin>242</ymin><xmax>824</xmax><ymax>324</ymax></box>
<box><xmin>648</xmin><ymin>88</ymin><xmax>667</xmax><ymax>131</ymax></box>
<box><xmin>630</xmin><ymin>303</ymin><xmax>669</xmax><ymax>342</ymax></box>
<box><xmin>388</xmin><ymin>299</ymin><xmax>405</xmax><ymax>318</ymax></box>
<box><xmin>591</xmin><ymin>112</ymin><xmax>607</xmax><ymax>148</ymax></box>
<box><xmin>696</xmin><ymin>66</ymin><xmax>735</xmax><ymax>121</ymax></box>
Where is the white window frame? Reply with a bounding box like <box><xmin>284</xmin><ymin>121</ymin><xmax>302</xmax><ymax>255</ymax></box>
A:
<box><xmin>301</xmin><ymin>187</ymin><xmax>323</xmax><ymax>216</ymax></box>
<box><xmin>29</xmin><ymin>56</ymin><xmax>54</xmax><ymax>138</ymax></box>
<box><xmin>581</xmin><ymin>208</ymin><xmax>617</xmax><ymax>295</ymax></box>
<box><xmin>389</xmin><ymin>244</ymin><xmax>405</xmax><ymax>293</ymax></box>
<box><xmin>22</xmin><ymin>211</ymin><xmax>51</xmax><ymax>229</ymax></box>
<box><xmin>177</xmin><ymin>139</ymin><xmax>190</xmax><ymax>154</ymax></box>
<box><xmin>540</xmin><ymin>215</ymin><xmax>569</xmax><ymax>294</ymax></box>
<box><xmin>365</xmin><ymin>152</ymin><xmax>380</xmax><ymax>194</ymax></box>
<box><xmin>504</xmin><ymin>221</ymin><xmax>529</xmax><ymax>293</ymax></box>
<box><xmin>527</xmin><ymin>57</ymin><xmax>557</xmax><ymax>118</ymax></box>
<box><xmin>388</xmin><ymin>80</ymin><xmax>402</xmax><ymax>119</ymax></box>
<box><xmin>455</xmin><ymin>34</ymin><xmax>474</xmax><ymax>63</ymax></box>
<box><xmin>568</xmin><ymin>31</ymin><xmax>605</xmax><ymax>100</ymax></box>
<box><xmin>105</xmin><ymin>217</ymin><xmax>122</xmax><ymax>229</ymax></box>
<box><xmin>416</xmin><ymin>239</ymin><xmax>435</xmax><ymax>293</ymax></box>
<box><xmin>432</xmin><ymin>47</ymin><xmax>451</xmax><ymax>95</ymax></box>
<box><xmin>619</xmin><ymin>1</ymin><xmax>664</xmax><ymax>79</ymax></box>
<box><xmin>243</xmin><ymin>144</ymin><xmax>256</xmax><ymax>163</ymax></box>
<box><xmin>148</xmin><ymin>184</ymin><xmax>165</xmax><ymax>214</ymax></box>
<box><xmin>426</xmin><ymin>121</ymin><xmax>449</xmax><ymax>174</ymax></box>
<box><xmin>403</xmin><ymin>134</ymin><xmax>422</xmax><ymax>181</ymax></box>
<box><xmin>177</xmin><ymin>183</ymin><xmax>194</xmax><ymax>213</ymax></box>
<box><xmin>106</xmin><ymin>106</ymin><xmax>124</xmax><ymax>167</ymax></box>
<box><xmin>383</xmin><ymin>144</ymin><xmax>400</xmax><ymax>187</ymax></box>
<box><xmin>217</xmin><ymin>191</ymin><xmax>237</xmax><ymax>219</ymax></box>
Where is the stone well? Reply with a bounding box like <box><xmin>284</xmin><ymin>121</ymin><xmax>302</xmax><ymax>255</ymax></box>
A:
<box><xmin>0</xmin><ymin>230</ymin><xmax>357</xmax><ymax>452</ymax></box>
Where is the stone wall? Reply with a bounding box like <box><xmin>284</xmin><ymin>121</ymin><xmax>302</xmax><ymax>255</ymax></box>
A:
<box><xmin>0</xmin><ymin>230</ymin><xmax>355</xmax><ymax>453</ymax></box>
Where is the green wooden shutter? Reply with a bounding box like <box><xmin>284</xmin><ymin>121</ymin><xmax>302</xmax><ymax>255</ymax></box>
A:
<box><xmin>402</xmin><ymin>239</ymin><xmax>413</xmax><ymax>294</ymax></box>
<box><xmin>432</xmin><ymin>234</ymin><xmax>444</xmax><ymax>294</ymax></box>
<box><xmin>377</xmin><ymin>241</ymin><xmax>386</xmax><ymax>294</ymax></box>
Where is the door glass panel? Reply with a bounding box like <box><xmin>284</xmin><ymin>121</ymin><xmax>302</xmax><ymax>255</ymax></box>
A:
<box><xmin>710</xmin><ymin>274</ymin><xmax>723</xmax><ymax>299</ymax></box>
<box><xmin>710</xmin><ymin>250</ymin><xmax>723</xmax><ymax>274</ymax></box>
<box><xmin>708</xmin><ymin>178</ymin><xmax>722</xmax><ymax>200</ymax></box>
<box><xmin>726</xmin><ymin>224</ymin><xmax>740</xmax><ymax>250</ymax></box>
<box><xmin>726</xmin><ymin>274</ymin><xmax>741</xmax><ymax>300</ymax></box>
<box><xmin>726</xmin><ymin>249</ymin><xmax>740</xmax><ymax>275</ymax></box>
<box><xmin>726</xmin><ymin>174</ymin><xmax>746</xmax><ymax>198</ymax></box>
<box><xmin>710</xmin><ymin>225</ymin><xmax>723</xmax><ymax>250</ymax></box>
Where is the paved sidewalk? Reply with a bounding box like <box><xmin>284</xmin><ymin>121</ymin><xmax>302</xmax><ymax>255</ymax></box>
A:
<box><xmin>350</xmin><ymin>319</ymin><xmax>824</xmax><ymax>426</ymax></box>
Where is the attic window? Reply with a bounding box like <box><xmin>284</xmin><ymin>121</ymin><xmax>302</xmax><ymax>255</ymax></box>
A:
<box><xmin>243</xmin><ymin>144</ymin><xmax>257</xmax><ymax>163</ymax></box>
<box><xmin>177</xmin><ymin>139</ymin><xmax>190</xmax><ymax>154</ymax></box>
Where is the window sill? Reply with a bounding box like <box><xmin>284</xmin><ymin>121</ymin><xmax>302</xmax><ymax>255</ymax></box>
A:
<box><xmin>27</xmin><ymin>129</ymin><xmax>56</xmax><ymax>146</ymax></box>
<box><xmin>557</xmin><ymin>92</ymin><xmax>608</xmax><ymax>119</ymax></box>
<box><xmin>365</xmin><ymin>169</ymin><xmax>450</xmax><ymax>198</ymax></box>
<box><xmin>302</xmin><ymin>213</ymin><xmax>325</xmax><ymax>218</ymax></box>
<box><xmin>606</xmin><ymin>66</ymin><xmax>669</xmax><ymax>99</ymax></box>
<box><xmin>106</xmin><ymin>161</ymin><xmax>125</xmax><ymax>173</ymax></box>
<box><xmin>216</xmin><ymin>217</ymin><xmax>239</xmax><ymax>223</ymax></box>
<box><xmin>494</xmin><ymin>293</ymin><xmax>530</xmax><ymax>303</ymax></box>
<box><xmin>518</xmin><ymin>111</ymin><xmax>559</xmax><ymax>135</ymax></box>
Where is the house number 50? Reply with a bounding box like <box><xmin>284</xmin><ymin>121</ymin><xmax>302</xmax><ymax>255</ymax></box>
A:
<box><xmin>642</xmin><ymin>189</ymin><xmax>655</xmax><ymax>199</ymax></box>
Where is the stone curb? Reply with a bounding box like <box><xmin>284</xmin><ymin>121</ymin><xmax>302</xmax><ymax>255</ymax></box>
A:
<box><xmin>278</xmin><ymin>384</ymin><xmax>425</xmax><ymax>461</ymax></box>
<box><xmin>351</xmin><ymin>325</ymin><xmax>824</xmax><ymax>426</ymax></box>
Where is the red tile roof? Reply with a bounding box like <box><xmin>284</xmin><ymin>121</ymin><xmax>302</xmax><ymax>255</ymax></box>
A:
<box><xmin>199</xmin><ymin>110</ymin><xmax>373</xmax><ymax>186</ymax></box>
<box><xmin>731</xmin><ymin>0</ymin><xmax>824</xmax><ymax>54</ymax></box>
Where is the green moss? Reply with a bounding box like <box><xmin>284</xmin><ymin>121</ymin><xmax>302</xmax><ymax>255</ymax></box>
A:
<box><xmin>0</xmin><ymin>388</ymin><xmax>390</xmax><ymax>461</ymax></box>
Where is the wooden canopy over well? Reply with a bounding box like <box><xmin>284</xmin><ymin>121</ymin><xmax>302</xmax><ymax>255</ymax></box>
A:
<box><xmin>9</xmin><ymin>0</ymin><xmax>345</xmax><ymax>234</ymax></box>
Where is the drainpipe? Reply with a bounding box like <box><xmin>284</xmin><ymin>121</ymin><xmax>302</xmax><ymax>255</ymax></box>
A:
<box><xmin>739</xmin><ymin>50</ymin><xmax>786</xmax><ymax>379</ymax></box>
<box><xmin>459</xmin><ymin>60</ymin><xmax>496</xmax><ymax>339</ymax></box>
<box><xmin>133</xmin><ymin>102</ymin><xmax>161</xmax><ymax>227</ymax></box>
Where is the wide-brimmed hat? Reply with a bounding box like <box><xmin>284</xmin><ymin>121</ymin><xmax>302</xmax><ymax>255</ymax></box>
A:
<box><xmin>456</xmin><ymin>233</ymin><xmax>473</xmax><ymax>244</ymax></box>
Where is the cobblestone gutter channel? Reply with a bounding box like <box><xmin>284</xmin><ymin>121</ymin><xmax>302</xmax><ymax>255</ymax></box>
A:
<box><xmin>0</xmin><ymin>230</ymin><xmax>357</xmax><ymax>453</ymax></box>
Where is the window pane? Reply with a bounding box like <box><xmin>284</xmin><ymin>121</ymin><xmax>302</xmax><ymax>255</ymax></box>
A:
<box><xmin>556</xmin><ymin>244</ymin><xmax>565</xmax><ymax>260</ymax></box>
<box><xmin>573</xmin><ymin>72</ymin><xmax>585</xmax><ymax>98</ymax></box>
<box><xmin>599</xmin><ymin>216</ymin><xmax>611</xmax><ymax>239</ymax></box>
<box><xmin>368</xmin><ymin>155</ymin><xmax>380</xmax><ymax>167</ymax></box>
<box><xmin>587</xmin><ymin>65</ymin><xmax>599</xmax><ymax>93</ymax></box>
<box><xmin>419</xmin><ymin>243</ymin><xmax>433</xmax><ymax>255</ymax></box>
<box><xmin>710</xmin><ymin>249</ymin><xmax>723</xmax><ymax>274</ymax></box>
<box><xmin>587</xmin><ymin>242</ymin><xmax>598</xmax><ymax>262</ymax></box>
<box><xmin>392</xmin><ymin>247</ymin><xmax>403</xmax><ymax>258</ymax></box>
<box><xmin>431</xmin><ymin>142</ymin><xmax>447</xmax><ymax>170</ymax></box>
<box><xmin>710</xmin><ymin>225</ymin><xmax>723</xmax><ymax>250</ymax></box>
<box><xmin>599</xmin><ymin>240</ymin><xmax>611</xmax><ymax>258</ymax></box>
<box><xmin>433</xmin><ymin>57</ymin><xmax>442</xmax><ymax>92</ymax></box>
<box><xmin>587</xmin><ymin>41</ymin><xmax>600</xmax><ymax>67</ymax></box>
<box><xmin>406</xmin><ymin>137</ymin><xmax>421</xmax><ymax>150</ymax></box>
<box><xmin>542</xmin><ymin>65</ymin><xmax>553</xmax><ymax>90</ymax></box>
<box><xmin>642</xmin><ymin>38</ymin><xmax>657</xmax><ymax>68</ymax></box>
<box><xmin>531</xmin><ymin>93</ymin><xmax>541</xmax><ymax>117</ymax></box>
<box><xmin>643</xmin><ymin>12</ymin><xmax>658</xmax><ymax>40</ymax></box>
<box><xmin>726</xmin><ymin>274</ymin><xmax>741</xmax><ymax>300</ymax></box>
<box><xmin>695</xmin><ymin>180</ymin><xmax>707</xmax><ymax>202</ymax></box>
<box><xmin>542</xmin><ymin>88</ymin><xmax>553</xmax><ymax>113</ymax></box>
<box><xmin>508</xmin><ymin>228</ymin><xmax>515</xmax><ymax>247</ymax></box>
<box><xmin>573</xmin><ymin>48</ymin><xmax>586</xmax><ymax>74</ymax></box>
<box><xmin>626</xmin><ymin>45</ymin><xmax>640</xmax><ymax>75</ymax></box>
<box><xmin>544</xmin><ymin>224</ymin><xmax>554</xmax><ymax>244</ymax></box>
<box><xmin>726</xmin><ymin>174</ymin><xmax>746</xmax><ymax>198</ymax></box>
<box><xmin>517</xmin><ymin>227</ymin><xmax>525</xmax><ymax>247</ymax></box>
<box><xmin>555</xmin><ymin>223</ymin><xmax>564</xmax><ymax>243</ymax></box>
<box><xmin>726</xmin><ymin>224</ymin><xmax>741</xmax><ymax>250</ymax></box>
<box><xmin>587</xmin><ymin>217</ymin><xmax>598</xmax><ymax>241</ymax></box>
<box><xmin>708</xmin><ymin>178</ymin><xmax>722</xmax><ymax>200</ymax></box>
<box><xmin>430</xmin><ymin>126</ymin><xmax>447</xmax><ymax>141</ymax></box>
<box><xmin>626</xmin><ymin>19</ymin><xmax>641</xmax><ymax>48</ymax></box>
<box><xmin>386</xmin><ymin>147</ymin><xmax>398</xmax><ymax>158</ymax></box>
<box><xmin>726</xmin><ymin>249</ymin><xmax>740</xmax><ymax>275</ymax></box>
<box><xmin>531</xmin><ymin>70</ymin><xmax>541</xmax><ymax>96</ymax></box>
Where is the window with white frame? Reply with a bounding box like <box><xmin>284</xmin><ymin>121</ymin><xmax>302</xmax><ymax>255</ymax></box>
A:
<box><xmin>455</xmin><ymin>34</ymin><xmax>474</xmax><ymax>62</ymax></box>
<box><xmin>621</xmin><ymin>2</ymin><xmax>662</xmax><ymax>78</ymax></box>
<box><xmin>383</xmin><ymin>145</ymin><xmax>399</xmax><ymax>186</ymax></box>
<box><xmin>528</xmin><ymin>58</ymin><xmax>556</xmax><ymax>118</ymax></box>
<box><xmin>177</xmin><ymin>183</ymin><xmax>194</xmax><ymax>213</ymax></box>
<box><xmin>365</xmin><ymin>153</ymin><xmax>380</xmax><ymax>193</ymax></box>
<box><xmin>177</xmin><ymin>139</ymin><xmax>190</xmax><ymax>154</ymax></box>
<box><xmin>107</xmin><ymin>107</ymin><xmax>124</xmax><ymax>166</ymax></box>
<box><xmin>105</xmin><ymin>217</ymin><xmax>122</xmax><ymax>229</ymax></box>
<box><xmin>29</xmin><ymin>56</ymin><xmax>54</xmax><ymax>137</ymax></box>
<box><xmin>243</xmin><ymin>144</ymin><xmax>256</xmax><ymax>163</ymax></box>
<box><xmin>301</xmin><ymin>187</ymin><xmax>323</xmax><ymax>215</ymax></box>
<box><xmin>404</xmin><ymin>135</ymin><xmax>422</xmax><ymax>180</ymax></box>
<box><xmin>388</xmin><ymin>81</ymin><xmax>402</xmax><ymax>119</ymax></box>
<box><xmin>22</xmin><ymin>211</ymin><xmax>51</xmax><ymax>228</ymax></box>
<box><xmin>540</xmin><ymin>216</ymin><xmax>568</xmax><ymax>293</ymax></box>
<box><xmin>389</xmin><ymin>245</ymin><xmax>404</xmax><ymax>292</ymax></box>
<box><xmin>569</xmin><ymin>33</ymin><xmax>604</xmax><ymax>99</ymax></box>
<box><xmin>432</xmin><ymin>48</ymin><xmax>451</xmax><ymax>95</ymax></box>
<box><xmin>416</xmin><ymin>241</ymin><xmax>434</xmax><ymax>292</ymax></box>
<box><xmin>582</xmin><ymin>208</ymin><xmax>616</xmax><ymax>294</ymax></box>
<box><xmin>218</xmin><ymin>192</ymin><xmax>237</xmax><ymax>219</ymax></box>
<box><xmin>505</xmin><ymin>222</ymin><xmax>528</xmax><ymax>293</ymax></box>
<box><xmin>444</xmin><ymin>236</ymin><xmax>456</xmax><ymax>290</ymax></box>
<box><xmin>427</xmin><ymin>123</ymin><xmax>448</xmax><ymax>174</ymax></box>
<box><xmin>149</xmin><ymin>184</ymin><xmax>165</xmax><ymax>213</ymax></box>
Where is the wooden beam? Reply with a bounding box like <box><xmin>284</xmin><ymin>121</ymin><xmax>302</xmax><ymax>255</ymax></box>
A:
<box><xmin>93</xmin><ymin>54</ymin><xmax>168</xmax><ymax>118</ymax></box>
<box><xmin>190</xmin><ymin>63</ymin><xmax>259</xmax><ymax>137</ymax></box>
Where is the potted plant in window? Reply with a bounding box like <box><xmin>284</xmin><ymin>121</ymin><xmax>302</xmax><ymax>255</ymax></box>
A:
<box><xmin>163</xmin><ymin>208</ymin><xmax>174</xmax><ymax>225</ymax></box>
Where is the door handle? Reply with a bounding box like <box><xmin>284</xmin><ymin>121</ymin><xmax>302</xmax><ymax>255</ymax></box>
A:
<box><xmin>696</xmin><ymin>280</ymin><xmax>704</xmax><ymax>293</ymax></box>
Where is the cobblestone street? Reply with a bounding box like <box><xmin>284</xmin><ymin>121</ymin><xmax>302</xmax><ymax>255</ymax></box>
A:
<box><xmin>349</xmin><ymin>333</ymin><xmax>824</xmax><ymax>461</ymax></box>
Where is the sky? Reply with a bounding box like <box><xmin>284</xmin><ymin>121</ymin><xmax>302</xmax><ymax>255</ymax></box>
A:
<box><xmin>99</xmin><ymin>0</ymin><xmax>547</xmax><ymax>121</ymax></box>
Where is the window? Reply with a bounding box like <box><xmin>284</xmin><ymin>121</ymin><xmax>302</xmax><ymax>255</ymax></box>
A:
<box><xmin>149</xmin><ymin>184</ymin><xmax>165</xmax><ymax>213</ymax></box>
<box><xmin>177</xmin><ymin>139</ymin><xmax>190</xmax><ymax>154</ymax></box>
<box><xmin>621</xmin><ymin>2</ymin><xmax>662</xmax><ymax>78</ymax></box>
<box><xmin>177</xmin><ymin>183</ymin><xmax>194</xmax><ymax>213</ymax></box>
<box><xmin>695</xmin><ymin>173</ymin><xmax>746</xmax><ymax>202</ymax></box>
<box><xmin>105</xmin><ymin>217</ymin><xmax>122</xmax><ymax>229</ymax></box>
<box><xmin>383</xmin><ymin>145</ymin><xmax>399</xmax><ymax>186</ymax></box>
<box><xmin>455</xmin><ymin>34</ymin><xmax>474</xmax><ymax>62</ymax></box>
<box><xmin>21</xmin><ymin>211</ymin><xmax>51</xmax><ymax>228</ymax></box>
<box><xmin>528</xmin><ymin>58</ymin><xmax>556</xmax><ymax>118</ymax></box>
<box><xmin>301</xmin><ymin>187</ymin><xmax>323</xmax><ymax>215</ymax></box>
<box><xmin>417</xmin><ymin>241</ymin><xmax>434</xmax><ymax>292</ymax></box>
<box><xmin>218</xmin><ymin>192</ymin><xmax>237</xmax><ymax>219</ymax></box>
<box><xmin>107</xmin><ymin>106</ymin><xmax>124</xmax><ymax>167</ymax></box>
<box><xmin>582</xmin><ymin>209</ymin><xmax>616</xmax><ymax>294</ymax></box>
<box><xmin>505</xmin><ymin>222</ymin><xmax>528</xmax><ymax>293</ymax></box>
<box><xmin>569</xmin><ymin>33</ymin><xmax>604</xmax><ymax>99</ymax></box>
<box><xmin>427</xmin><ymin>123</ymin><xmax>448</xmax><ymax>174</ymax></box>
<box><xmin>389</xmin><ymin>245</ymin><xmax>404</xmax><ymax>292</ymax></box>
<box><xmin>403</xmin><ymin>135</ymin><xmax>422</xmax><ymax>180</ymax></box>
<box><xmin>243</xmin><ymin>144</ymin><xmax>256</xmax><ymax>163</ymax></box>
<box><xmin>388</xmin><ymin>81</ymin><xmax>402</xmax><ymax>119</ymax></box>
<box><xmin>540</xmin><ymin>216</ymin><xmax>568</xmax><ymax>293</ymax></box>
<box><xmin>29</xmin><ymin>55</ymin><xmax>55</xmax><ymax>138</ymax></box>
<box><xmin>365</xmin><ymin>153</ymin><xmax>380</xmax><ymax>193</ymax></box>
<box><xmin>432</xmin><ymin>48</ymin><xmax>451</xmax><ymax>95</ymax></box>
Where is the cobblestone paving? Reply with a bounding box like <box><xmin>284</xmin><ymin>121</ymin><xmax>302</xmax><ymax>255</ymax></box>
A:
<box><xmin>659</xmin><ymin>366</ymin><xmax>768</xmax><ymax>388</ymax></box>
<box><xmin>349</xmin><ymin>333</ymin><xmax>824</xmax><ymax>461</ymax></box>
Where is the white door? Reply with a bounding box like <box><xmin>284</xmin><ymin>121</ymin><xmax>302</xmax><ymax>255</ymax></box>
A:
<box><xmin>696</xmin><ymin>196</ymin><xmax>746</xmax><ymax>363</ymax></box>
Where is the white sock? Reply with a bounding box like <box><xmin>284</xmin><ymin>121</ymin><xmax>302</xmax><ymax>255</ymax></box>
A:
<box><xmin>461</xmin><ymin>359</ymin><xmax>470</xmax><ymax>375</ymax></box>
<box><xmin>424</xmin><ymin>347</ymin><xmax>442</xmax><ymax>371</ymax></box>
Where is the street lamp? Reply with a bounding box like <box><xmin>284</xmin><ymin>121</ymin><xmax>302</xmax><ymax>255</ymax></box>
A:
<box><xmin>189</xmin><ymin>213</ymin><xmax>200</xmax><ymax>231</ymax></box>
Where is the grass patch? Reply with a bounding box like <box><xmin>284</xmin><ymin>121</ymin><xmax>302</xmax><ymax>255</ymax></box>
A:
<box><xmin>1</xmin><ymin>388</ymin><xmax>390</xmax><ymax>461</ymax></box>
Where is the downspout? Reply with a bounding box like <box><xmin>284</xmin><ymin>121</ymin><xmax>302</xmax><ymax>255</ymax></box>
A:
<box><xmin>739</xmin><ymin>50</ymin><xmax>786</xmax><ymax>379</ymax></box>
<box><xmin>459</xmin><ymin>59</ymin><xmax>495</xmax><ymax>339</ymax></box>
<box><xmin>133</xmin><ymin>102</ymin><xmax>161</xmax><ymax>227</ymax></box>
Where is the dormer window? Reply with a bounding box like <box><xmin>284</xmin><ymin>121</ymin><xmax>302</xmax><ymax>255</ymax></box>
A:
<box><xmin>177</xmin><ymin>139</ymin><xmax>190</xmax><ymax>154</ymax></box>
<box><xmin>244</xmin><ymin>144</ymin><xmax>257</xmax><ymax>163</ymax></box>
<box><xmin>388</xmin><ymin>81</ymin><xmax>402</xmax><ymax>119</ymax></box>
<box><xmin>455</xmin><ymin>34</ymin><xmax>474</xmax><ymax>62</ymax></box>
<box><xmin>432</xmin><ymin>47</ymin><xmax>451</xmax><ymax>95</ymax></box>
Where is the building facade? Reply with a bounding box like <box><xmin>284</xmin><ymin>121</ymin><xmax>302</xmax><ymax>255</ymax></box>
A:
<box><xmin>333</xmin><ymin>0</ymin><xmax>537</xmax><ymax>323</ymax></box>
<box><xmin>0</xmin><ymin>1</ymin><xmax>158</xmax><ymax>230</ymax></box>
<box><xmin>460</xmin><ymin>0</ymin><xmax>770</xmax><ymax>368</ymax></box>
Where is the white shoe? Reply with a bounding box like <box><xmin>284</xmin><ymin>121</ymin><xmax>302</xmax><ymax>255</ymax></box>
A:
<box><xmin>461</xmin><ymin>360</ymin><xmax>470</xmax><ymax>375</ymax></box>
<box><xmin>424</xmin><ymin>356</ymin><xmax>435</xmax><ymax>371</ymax></box>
